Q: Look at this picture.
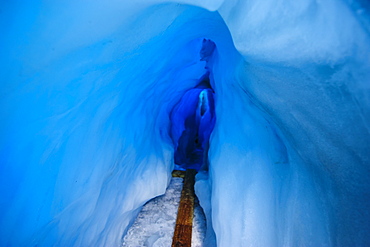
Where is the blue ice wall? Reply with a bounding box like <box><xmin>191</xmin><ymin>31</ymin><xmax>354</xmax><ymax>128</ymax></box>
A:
<box><xmin>171</xmin><ymin>87</ymin><xmax>215</xmax><ymax>170</ymax></box>
<box><xmin>1</xmin><ymin>0</ymin><xmax>370</xmax><ymax>246</ymax></box>
<box><xmin>0</xmin><ymin>2</ymin><xmax>230</xmax><ymax>246</ymax></box>
<box><xmin>212</xmin><ymin>0</ymin><xmax>370</xmax><ymax>245</ymax></box>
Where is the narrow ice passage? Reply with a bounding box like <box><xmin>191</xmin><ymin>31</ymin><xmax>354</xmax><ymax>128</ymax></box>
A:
<box><xmin>1</xmin><ymin>1</ymin><xmax>370</xmax><ymax>246</ymax></box>
<box><xmin>171</xmin><ymin>72</ymin><xmax>216</xmax><ymax>171</ymax></box>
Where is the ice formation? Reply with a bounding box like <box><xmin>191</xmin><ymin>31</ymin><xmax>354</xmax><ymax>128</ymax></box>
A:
<box><xmin>1</xmin><ymin>0</ymin><xmax>370</xmax><ymax>246</ymax></box>
<box><xmin>170</xmin><ymin>71</ymin><xmax>216</xmax><ymax>171</ymax></box>
<box><xmin>122</xmin><ymin>177</ymin><xmax>206</xmax><ymax>247</ymax></box>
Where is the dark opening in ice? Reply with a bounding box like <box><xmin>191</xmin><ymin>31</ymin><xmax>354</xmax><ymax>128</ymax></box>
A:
<box><xmin>170</xmin><ymin>39</ymin><xmax>217</xmax><ymax>171</ymax></box>
<box><xmin>169</xmin><ymin>39</ymin><xmax>217</xmax><ymax>171</ymax></box>
<box><xmin>171</xmin><ymin>80</ymin><xmax>215</xmax><ymax>171</ymax></box>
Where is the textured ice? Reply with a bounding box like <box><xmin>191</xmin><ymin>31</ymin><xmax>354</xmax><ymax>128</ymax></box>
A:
<box><xmin>1</xmin><ymin>0</ymin><xmax>370</xmax><ymax>246</ymax></box>
<box><xmin>122</xmin><ymin>177</ymin><xmax>206</xmax><ymax>247</ymax></box>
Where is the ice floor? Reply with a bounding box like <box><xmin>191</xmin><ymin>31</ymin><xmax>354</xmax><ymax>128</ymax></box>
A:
<box><xmin>122</xmin><ymin>177</ymin><xmax>206</xmax><ymax>247</ymax></box>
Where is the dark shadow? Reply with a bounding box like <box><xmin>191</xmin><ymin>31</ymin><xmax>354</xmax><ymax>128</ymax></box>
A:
<box><xmin>169</xmin><ymin>39</ymin><xmax>217</xmax><ymax>171</ymax></box>
<box><xmin>170</xmin><ymin>39</ymin><xmax>217</xmax><ymax>171</ymax></box>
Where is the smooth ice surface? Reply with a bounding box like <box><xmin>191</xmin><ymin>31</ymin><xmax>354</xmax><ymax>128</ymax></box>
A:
<box><xmin>1</xmin><ymin>0</ymin><xmax>370</xmax><ymax>246</ymax></box>
<box><xmin>122</xmin><ymin>177</ymin><xmax>206</xmax><ymax>247</ymax></box>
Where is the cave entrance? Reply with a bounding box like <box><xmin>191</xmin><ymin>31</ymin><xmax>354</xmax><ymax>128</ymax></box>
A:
<box><xmin>170</xmin><ymin>74</ymin><xmax>216</xmax><ymax>171</ymax></box>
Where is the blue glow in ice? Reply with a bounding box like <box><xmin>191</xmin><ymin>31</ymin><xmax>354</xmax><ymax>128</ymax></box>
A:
<box><xmin>1</xmin><ymin>1</ymin><xmax>370</xmax><ymax>246</ymax></box>
<box><xmin>170</xmin><ymin>78</ymin><xmax>215</xmax><ymax>171</ymax></box>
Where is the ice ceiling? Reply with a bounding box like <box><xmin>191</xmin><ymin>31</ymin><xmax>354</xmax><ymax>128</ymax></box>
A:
<box><xmin>1</xmin><ymin>0</ymin><xmax>370</xmax><ymax>246</ymax></box>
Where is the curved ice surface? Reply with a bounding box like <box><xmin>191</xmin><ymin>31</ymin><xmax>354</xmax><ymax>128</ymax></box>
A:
<box><xmin>1</xmin><ymin>0</ymin><xmax>370</xmax><ymax>246</ymax></box>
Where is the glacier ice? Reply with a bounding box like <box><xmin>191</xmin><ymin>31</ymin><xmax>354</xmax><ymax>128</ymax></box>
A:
<box><xmin>170</xmin><ymin>70</ymin><xmax>216</xmax><ymax>171</ymax></box>
<box><xmin>1</xmin><ymin>0</ymin><xmax>370</xmax><ymax>246</ymax></box>
<box><xmin>122</xmin><ymin>176</ymin><xmax>206</xmax><ymax>247</ymax></box>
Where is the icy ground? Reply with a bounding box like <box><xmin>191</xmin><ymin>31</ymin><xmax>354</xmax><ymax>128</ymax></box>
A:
<box><xmin>122</xmin><ymin>177</ymin><xmax>206</xmax><ymax>247</ymax></box>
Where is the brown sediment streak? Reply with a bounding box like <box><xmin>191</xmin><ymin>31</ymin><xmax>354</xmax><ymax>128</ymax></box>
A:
<box><xmin>172</xmin><ymin>170</ymin><xmax>186</xmax><ymax>178</ymax></box>
<box><xmin>172</xmin><ymin>169</ymin><xmax>197</xmax><ymax>247</ymax></box>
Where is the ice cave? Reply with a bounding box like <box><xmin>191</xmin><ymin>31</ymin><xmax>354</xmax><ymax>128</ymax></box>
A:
<box><xmin>1</xmin><ymin>0</ymin><xmax>370</xmax><ymax>246</ymax></box>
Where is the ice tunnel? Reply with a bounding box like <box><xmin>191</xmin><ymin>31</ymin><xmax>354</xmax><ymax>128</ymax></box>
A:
<box><xmin>1</xmin><ymin>0</ymin><xmax>370</xmax><ymax>246</ymax></box>
<box><xmin>170</xmin><ymin>67</ymin><xmax>216</xmax><ymax>171</ymax></box>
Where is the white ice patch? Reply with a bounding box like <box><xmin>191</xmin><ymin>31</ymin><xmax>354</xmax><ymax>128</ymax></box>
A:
<box><xmin>122</xmin><ymin>177</ymin><xmax>206</xmax><ymax>247</ymax></box>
